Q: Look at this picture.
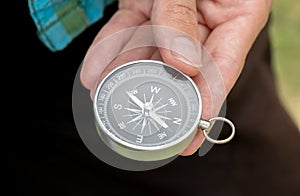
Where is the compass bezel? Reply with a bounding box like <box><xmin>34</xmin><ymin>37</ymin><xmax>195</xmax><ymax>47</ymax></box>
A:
<box><xmin>93</xmin><ymin>60</ymin><xmax>202</xmax><ymax>152</ymax></box>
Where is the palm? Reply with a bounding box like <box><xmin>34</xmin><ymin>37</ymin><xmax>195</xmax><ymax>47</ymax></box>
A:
<box><xmin>81</xmin><ymin>0</ymin><xmax>271</xmax><ymax>155</ymax></box>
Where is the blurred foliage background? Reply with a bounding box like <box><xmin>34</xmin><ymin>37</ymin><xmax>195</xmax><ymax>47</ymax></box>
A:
<box><xmin>270</xmin><ymin>0</ymin><xmax>300</xmax><ymax>129</ymax></box>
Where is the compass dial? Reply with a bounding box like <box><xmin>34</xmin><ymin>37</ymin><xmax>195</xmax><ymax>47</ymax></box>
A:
<box><xmin>94</xmin><ymin>60</ymin><xmax>202</xmax><ymax>151</ymax></box>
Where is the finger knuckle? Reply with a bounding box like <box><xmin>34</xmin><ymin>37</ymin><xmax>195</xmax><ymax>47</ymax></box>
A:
<box><xmin>165</xmin><ymin>2</ymin><xmax>197</xmax><ymax>26</ymax></box>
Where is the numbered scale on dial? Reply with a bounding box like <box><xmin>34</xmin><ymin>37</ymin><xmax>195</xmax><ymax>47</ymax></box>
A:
<box><xmin>94</xmin><ymin>60</ymin><xmax>234</xmax><ymax>161</ymax></box>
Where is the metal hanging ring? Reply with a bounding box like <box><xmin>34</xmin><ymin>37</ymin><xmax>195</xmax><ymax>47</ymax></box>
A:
<box><xmin>202</xmin><ymin>117</ymin><xmax>235</xmax><ymax>144</ymax></box>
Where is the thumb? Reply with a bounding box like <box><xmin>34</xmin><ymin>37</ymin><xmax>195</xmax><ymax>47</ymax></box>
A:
<box><xmin>152</xmin><ymin>0</ymin><xmax>201</xmax><ymax>76</ymax></box>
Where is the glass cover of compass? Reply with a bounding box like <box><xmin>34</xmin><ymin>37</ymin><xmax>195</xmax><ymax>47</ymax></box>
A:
<box><xmin>93</xmin><ymin>60</ymin><xmax>202</xmax><ymax>161</ymax></box>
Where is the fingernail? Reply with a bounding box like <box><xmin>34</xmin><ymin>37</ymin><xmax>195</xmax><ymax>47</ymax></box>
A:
<box><xmin>171</xmin><ymin>36</ymin><xmax>202</xmax><ymax>68</ymax></box>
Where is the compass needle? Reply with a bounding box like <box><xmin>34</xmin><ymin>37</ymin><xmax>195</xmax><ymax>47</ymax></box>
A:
<box><xmin>149</xmin><ymin>111</ymin><xmax>169</xmax><ymax>129</ymax></box>
<box><xmin>126</xmin><ymin>91</ymin><xmax>144</xmax><ymax>109</ymax></box>
<box><xmin>128</xmin><ymin>100</ymin><xmax>139</xmax><ymax>108</ymax></box>
<box><xmin>149</xmin><ymin>118</ymin><xmax>160</xmax><ymax>131</ymax></box>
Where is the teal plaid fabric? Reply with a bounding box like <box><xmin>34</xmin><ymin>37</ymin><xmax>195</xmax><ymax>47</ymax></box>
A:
<box><xmin>28</xmin><ymin>0</ymin><xmax>115</xmax><ymax>51</ymax></box>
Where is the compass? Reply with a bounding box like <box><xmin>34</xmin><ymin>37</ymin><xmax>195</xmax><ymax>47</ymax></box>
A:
<box><xmin>93</xmin><ymin>60</ymin><xmax>235</xmax><ymax>161</ymax></box>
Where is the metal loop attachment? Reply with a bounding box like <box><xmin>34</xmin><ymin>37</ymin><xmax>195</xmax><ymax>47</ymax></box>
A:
<box><xmin>199</xmin><ymin>117</ymin><xmax>235</xmax><ymax>144</ymax></box>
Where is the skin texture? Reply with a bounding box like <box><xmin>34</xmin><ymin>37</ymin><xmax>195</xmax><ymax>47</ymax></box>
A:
<box><xmin>80</xmin><ymin>0</ymin><xmax>272</xmax><ymax>156</ymax></box>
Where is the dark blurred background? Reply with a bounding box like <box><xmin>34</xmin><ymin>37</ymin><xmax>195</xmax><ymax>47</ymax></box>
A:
<box><xmin>270</xmin><ymin>0</ymin><xmax>300</xmax><ymax>130</ymax></box>
<box><xmin>5</xmin><ymin>0</ymin><xmax>299</xmax><ymax>195</ymax></box>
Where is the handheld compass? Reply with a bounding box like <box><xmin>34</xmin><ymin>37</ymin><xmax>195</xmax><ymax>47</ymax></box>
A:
<box><xmin>93</xmin><ymin>60</ymin><xmax>235</xmax><ymax>161</ymax></box>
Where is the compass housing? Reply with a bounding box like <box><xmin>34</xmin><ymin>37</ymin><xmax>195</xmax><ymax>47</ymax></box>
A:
<box><xmin>93</xmin><ymin>60</ymin><xmax>202</xmax><ymax>161</ymax></box>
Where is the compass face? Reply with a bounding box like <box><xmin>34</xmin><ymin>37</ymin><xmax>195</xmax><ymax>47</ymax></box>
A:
<box><xmin>94</xmin><ymin>60</ymin><xmax>202</xmax><ymax>151</ymax></box>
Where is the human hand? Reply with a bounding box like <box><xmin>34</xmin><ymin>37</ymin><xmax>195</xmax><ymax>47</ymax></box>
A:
<box><xmin>80</xmin><ymin>0</ymin><xmax>272</xmax><ymax>156</ymax></box>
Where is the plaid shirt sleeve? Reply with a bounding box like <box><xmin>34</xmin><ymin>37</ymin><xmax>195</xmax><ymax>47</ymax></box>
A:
<box><xmin>28</xmin><ymin>0</ymin><xmax>116</xmax><ymax>52</ymax></box>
